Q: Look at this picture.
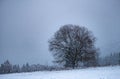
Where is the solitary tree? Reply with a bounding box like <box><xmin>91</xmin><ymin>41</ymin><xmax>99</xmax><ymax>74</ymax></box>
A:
<box><xmin>49</xmin><ymin>24</ymin><xmax>98</xmax><ymax>68</ymax></box>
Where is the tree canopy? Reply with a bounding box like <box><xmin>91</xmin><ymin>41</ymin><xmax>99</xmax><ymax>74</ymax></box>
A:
<box><xmin>49</xmin><ymin>24</ymin><xmax>98</xmax><ymax>68</ymax></box>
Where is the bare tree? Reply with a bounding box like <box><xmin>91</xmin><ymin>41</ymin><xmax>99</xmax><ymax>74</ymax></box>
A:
<box><xmin>49</xmin><ymin>24</ymin><xmax>98</xmax><ymax>68</ymax></box>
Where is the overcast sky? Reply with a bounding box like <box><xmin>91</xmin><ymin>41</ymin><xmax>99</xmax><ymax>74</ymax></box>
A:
<box><xmin>0</xmin><ymin>0</ymin><xmax>120</xmax><ymax>65</ymax></box>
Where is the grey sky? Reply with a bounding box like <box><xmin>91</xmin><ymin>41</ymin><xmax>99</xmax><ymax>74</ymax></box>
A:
<box><xmin>0</xmin><ymin>0</ymin><xmax>120</xmax><ymax>65</ymax></box>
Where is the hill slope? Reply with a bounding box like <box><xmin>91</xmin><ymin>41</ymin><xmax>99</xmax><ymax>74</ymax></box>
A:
<box><xmin>0</xmin><ymin>66</ymin><xmax>120</xmax><ymax>79</ymax></box>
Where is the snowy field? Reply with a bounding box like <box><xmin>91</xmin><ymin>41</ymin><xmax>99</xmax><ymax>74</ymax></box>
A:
<box><xmin>0</xmin><ymin>66</ymin><xmax>120</xmax><ymax>79</ymax></box>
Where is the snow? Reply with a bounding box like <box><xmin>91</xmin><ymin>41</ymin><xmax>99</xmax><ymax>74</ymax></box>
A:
<box><xmin>0</xmin><ymin>66</ymin><xmax>120</xmax><ymax>79</ymax></box>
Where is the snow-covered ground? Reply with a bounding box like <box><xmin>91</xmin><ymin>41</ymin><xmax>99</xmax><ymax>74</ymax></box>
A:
<box><xmin>0</xmin><ymin>66</ymin><xmax>120</xmax><ymax>79</ymax></box>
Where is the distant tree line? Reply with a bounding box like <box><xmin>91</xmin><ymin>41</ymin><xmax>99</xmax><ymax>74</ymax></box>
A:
<box><xmin>0</xmin><ymin>60</ymin><xmax>62</xmax><ymax>74</ymax></box>
<box><xmin>99</xmin><ymin>52</ymin><xmax>120</xmax><ymax>66</ymax></box>
<box><xmin>0</xmin><ymin>52</ymin><xmax>120</xmax><ymax>74</ymax></box>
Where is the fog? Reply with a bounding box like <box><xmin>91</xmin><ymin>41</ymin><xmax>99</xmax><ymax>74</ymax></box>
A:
<box><xmin>0</xmin><ymin>0</ymin><xmax>120</xmax><ymax>65</ymax></box>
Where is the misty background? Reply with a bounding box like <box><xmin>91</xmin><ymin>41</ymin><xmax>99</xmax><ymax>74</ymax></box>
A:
<box><xmin>0</xmin><ymin>0</ymin><xmax>120</xmax><ymax>65</ymax></box>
